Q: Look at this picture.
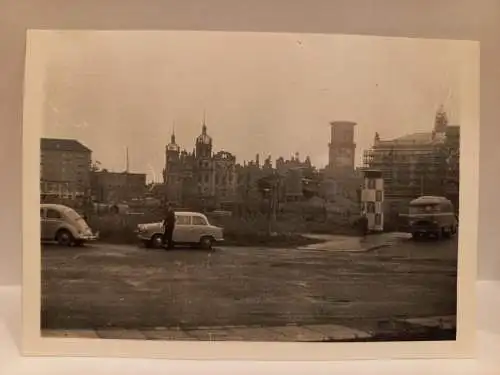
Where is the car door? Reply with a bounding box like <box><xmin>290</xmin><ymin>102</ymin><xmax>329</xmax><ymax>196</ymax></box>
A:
<box><xmin>191</xmin><ymin>215</ymin><xmax>209</xmax><ymax>240</ymax></box>
<box><xmin>44</xmin><ymin>208</ymin><xmax>64</xmax><ymax>240</ymax></box>
<box><xmin>172</xmin><ymin>214</ymin><xmax>192</xmax><ymax>243</ymax></box>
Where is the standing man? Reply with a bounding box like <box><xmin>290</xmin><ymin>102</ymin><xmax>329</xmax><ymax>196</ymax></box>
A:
<box><xmin>162</xmin><ymin>203</ymin><xmax>176</xmax><ymax>249</ymax></box>
<box><xmin>359</xmin><ymin>212</ymin><xmax>369</xmax><ymax>240</ymax></box>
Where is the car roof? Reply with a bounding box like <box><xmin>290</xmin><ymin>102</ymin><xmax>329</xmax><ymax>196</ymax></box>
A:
<box><xmin>40</xmin><ymin>203</ymin><xmax>71</xmax><ymax>210</ymax></box>
<box><xmin>175</xmin><ymin>211</ymin><xmax>206</xmax><ymax>217</ymax></box>
<box><xmin>409</xmin><ymin>196</ymin><xmax>451</xmax><ymax>205</ymax></box>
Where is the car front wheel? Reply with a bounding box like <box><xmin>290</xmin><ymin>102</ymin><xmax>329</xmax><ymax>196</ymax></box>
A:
<box><xmin>56</xmin><ymin>229</ymin><xmax>74</xmax><ymax>247</ymax></box>
<box><xmin>150</xmin><ymin>234</ymin><xmax>164</xmax><ymax>249</ymax></box>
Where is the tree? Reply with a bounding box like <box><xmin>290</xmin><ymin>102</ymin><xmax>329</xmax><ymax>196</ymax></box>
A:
<box><xmin>91</xmin><ymin>160</ymin><xmax>102</xmax><ymax>172</ymax></box>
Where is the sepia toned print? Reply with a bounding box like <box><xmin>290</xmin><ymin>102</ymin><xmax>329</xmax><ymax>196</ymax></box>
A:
<box><xmin>27</xmin><ymin>31</ymin><xmax>477</xmax><ymax>356</ymax></box>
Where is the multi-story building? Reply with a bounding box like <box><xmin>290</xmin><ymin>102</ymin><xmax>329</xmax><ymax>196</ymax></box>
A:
<box><xmin>362</xmin><ymin>107</ymin><xmax>460</xmax><ymax>217</ymax></box>
<box><xmin>363</xmin><ymin>108</ymin><xmax>455</xmax><ymax>199</ymax></box>
<box><xmin>163</xmin><ymin>121</ymin><xmax>237</xmax><ymax>209</ymax></box>
<box><xmin>90</xmin><ymin>170</ymin><xmax>147</xmax><ymax>203</ymax></box>
<box><xmin>40</xmin><ymin>138</ymin><xmax>92</xmax><ymax>198</ymax></box>
<box><xmin>275</xmin><ymin>153</ymin><xmax>314</xmax><ymax>202</ymax></box>
<box><xmin>443</xmin><ymin>125</ymin><xmax>460</xmax><ymax>210</ymax></box>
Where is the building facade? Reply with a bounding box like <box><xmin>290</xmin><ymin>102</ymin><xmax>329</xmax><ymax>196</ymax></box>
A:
<box><xmin>91</xmin><ymin>170</ymin><xmax>147</xmax><ymax>203</ymax></box>
<box><xmin>163</xmin><ymin>121</ymin><xmax>237</xmax><ymax>209</ymax></box>
<box><xmin>40</xmin><ymin>138</ymin><xmax>92</xmax><ymax>198</ymax></box>
<box><xmin>362</xmin><ymin>108</ymin><xmax>455</xmax><ymax>200</ymax></box>
<box><xmin>362</xmin><ymin>107</ymin><xmax>460</xmax><ymax>223</ymax></box>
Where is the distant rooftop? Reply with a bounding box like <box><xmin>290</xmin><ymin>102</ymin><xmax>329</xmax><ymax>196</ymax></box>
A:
<box><xmin>377</xmin><ymin>131</ymin><xmax>446</xmax><ymax>146</ymax></box>
<box><xmin>41</xmin><ymin>138</ymin><xmax>92</xmax><ymax>153</ymax></box>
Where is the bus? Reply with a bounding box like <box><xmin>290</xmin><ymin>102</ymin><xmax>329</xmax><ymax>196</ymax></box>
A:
<box><xmin>406</xmin><ymin>196</ymin><xmax>458</xmax><ymax>240</ymax></box>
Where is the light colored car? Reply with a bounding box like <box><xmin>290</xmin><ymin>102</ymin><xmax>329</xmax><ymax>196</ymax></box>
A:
<box><xmin>40</xmin><ymin>203</ymin><xmax>99</xmax><ymax>246</ymax></box>
<box><xmin>136</xmin><ymin>211</ymin><xmax>224</xmax><ymax>249</ymax></box>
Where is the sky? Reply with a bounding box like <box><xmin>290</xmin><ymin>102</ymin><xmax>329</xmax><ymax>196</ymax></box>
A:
<box><xmin>34</xmin><ymin>30</ymin><xmax>477</xmax><ymax>182</ymax></box>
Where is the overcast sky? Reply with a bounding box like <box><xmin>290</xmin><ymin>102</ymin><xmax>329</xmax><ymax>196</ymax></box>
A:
<box><xmin>35</xmin><ymin>31</ymin><xmax>477</xmax><ymax>182</ymax></box>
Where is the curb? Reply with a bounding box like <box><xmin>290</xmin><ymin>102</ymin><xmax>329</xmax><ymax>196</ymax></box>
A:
<box><xmin>42</xmin><ymin>316</ymin><xmax>456</xmax><ymax>342</ymax></box>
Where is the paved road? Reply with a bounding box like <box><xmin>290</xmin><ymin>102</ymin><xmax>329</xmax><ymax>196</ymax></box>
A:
<box><xmin>41</xmin><ymin>237</ymin><xmax>458</xmax><ymax>334</ymax></box>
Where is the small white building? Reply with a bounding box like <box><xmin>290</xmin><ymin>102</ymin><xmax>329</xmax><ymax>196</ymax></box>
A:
<box><xmin>360</xmin><ymin>169</ymin><xmax>384</xmax><ymax>232</ymax></box>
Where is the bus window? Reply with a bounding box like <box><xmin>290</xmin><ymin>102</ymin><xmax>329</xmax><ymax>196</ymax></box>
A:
<box><xmin>409</xmin><ymin>204</ymin><xmax>440</xmax><ymax>214</ymax></box>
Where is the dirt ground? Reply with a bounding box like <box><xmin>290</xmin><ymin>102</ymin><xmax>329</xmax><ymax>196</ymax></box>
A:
<box><xmin>41</xmin><ymin>237</ymin><xmax>458</xmax><ymax>333</ymax></box>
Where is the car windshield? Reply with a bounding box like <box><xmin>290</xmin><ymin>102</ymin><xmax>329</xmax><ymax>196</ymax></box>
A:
<box><xmin>409</xmin><ymin>203</ymin><xmax>440</xmax><ymax>214</ymax></box>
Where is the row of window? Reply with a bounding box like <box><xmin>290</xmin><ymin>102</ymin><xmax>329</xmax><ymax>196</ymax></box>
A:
<box><xmin>364</xmin><ymin>179</ymin><xmax>382</xmax><ymax>190</ymax></box>
<box><xmin>364</xmin><ymin>200</ymin><xmax>384</xmax><ymax>213</ymax></box>
<box><xmin>175</xmin><ymin>215</ymin><xmax>207</xmax><ymax>226</ymax></box>
<box><xmin>196</xmin><ymin>175</ymin><xmax>235</xmax><ymax>184</ymax></box>
<box><xmin>40</xmin><ymin>208</ymin><xmax>61</xmax><ymax>219</ymax></box>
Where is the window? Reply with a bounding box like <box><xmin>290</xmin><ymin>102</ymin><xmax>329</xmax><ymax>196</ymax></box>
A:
<box><xmin>40</xmin><ymin>208</ymin><xmax>45</xmax><ymax>218</ymax></box>
<box><xmin>367</xmin><ymin>202</ymin><xmax>375</xmax><ymax>214</ymax></box>
<box><xmin>375</xmin><ymin>190</ymin><xmax>383</xmax><ymax>202</ymax></box>
<box><xmin>367</xmin><ymin>179</ymin><xmax>376</xmax><ymax>189</ymax></box>
<box><xmin>175</xmin><ymin>215</ymin><xmax>191</xmax><ymax>225</ymax></box>
<box><xmin>46</xmin><ymin>209</ymin><xmax>61</xmax><ymax>219</ymax></box>
<box><xmin>192</xmin><ymin>216</ymin><xmax>208</xmax><ymax>226</ymax></box>
<box><xmin>374</xmin><ymin>213</ymin><xmax>382</xmax><ymax>225</ymax></box>
<box><xmin>409</xmin><ymin>204</ymin><xmax>439</xmax><ymax>214</ymax></box>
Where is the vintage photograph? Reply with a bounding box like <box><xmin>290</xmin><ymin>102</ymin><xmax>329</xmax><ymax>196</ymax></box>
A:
<box><xmin>33</xmin><ymin>30</ymin><xmax>474</xmax><ymax>347</ymax></box>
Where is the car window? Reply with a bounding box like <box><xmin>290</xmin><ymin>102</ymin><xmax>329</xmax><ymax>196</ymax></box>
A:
<box><xmin>64</xmin><ymin>208</ymin><xmax>83</xmax><ymax>221</ymax></box>
<box><xmin>192</xmin><ymin>215</ymin><xmax>208</xmax><ymax>226</ymax></box>
<box><xmin>46</xmin><ymin>209</ymin><xmax>62</xmax><ymax>219</ymax></box>
<box><xmin>175</xmin><ymin>215</ymin><xmax>191</xmax><ymax>225</ymax></box>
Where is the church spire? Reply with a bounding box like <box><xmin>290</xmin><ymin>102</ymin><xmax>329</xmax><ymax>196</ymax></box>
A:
<box><xmin>202</xmin><ymin>110</ymin><xmax>207</xmax><ymax>134</ymax></box>
<box><xmin>166</xmin><ymin>121</ymin><xmax>180</xmax><ymax>153</ymax></box>
<box><xmin>434</xmin><ymin>105</ymin><xmax>448</xmax><ymax>133</ymax></box>
<box><xmin>171</xmin><ymin>121</ymin><xmax>176</xmax><ymax>144</ymax></box>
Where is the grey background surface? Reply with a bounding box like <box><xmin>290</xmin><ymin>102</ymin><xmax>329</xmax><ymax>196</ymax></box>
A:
<box><xmin>0</xmin><ymin>0</ymin><xmax>498</xmax><ymax>285</ymax></box>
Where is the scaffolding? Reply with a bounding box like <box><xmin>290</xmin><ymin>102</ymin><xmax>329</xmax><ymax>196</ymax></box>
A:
<box><xmin>362</xmin><ymin>144</ymin><xmax>449</xmax><ymax>200</ymax></box>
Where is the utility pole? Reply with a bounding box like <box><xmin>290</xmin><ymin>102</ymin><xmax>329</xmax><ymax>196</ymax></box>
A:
<box><xmin>125</xmin><ymin>146</ymin><xmax>130</xmax><ymax>202</ymax></box>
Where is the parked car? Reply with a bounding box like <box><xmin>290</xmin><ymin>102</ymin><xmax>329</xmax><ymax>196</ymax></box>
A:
<box><xmin>405</xmin><ymin>196</ymin><xmax>458</xmax><ymax>240</ymax></box>
<box><xmin>136</xmin><ymin>211</ymin><xmax>224</xmax><ymax>249</ymax></box>
<box><xmin>40</xmin><ymin>203</ymin><xmax>99</xmax><ymax>246</ymax></box>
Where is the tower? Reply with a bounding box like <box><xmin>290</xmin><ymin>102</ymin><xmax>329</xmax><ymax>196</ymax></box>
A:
<box><xmin>166</xmin><ymin>131</ymin><xmax>180</xmax><ymax>162</ymax></box>
<box><xmin>195</xmin><ymin>118</ymin><xmax>214</xmax><ymax>197</ymax></box>
<box><xmin>361</xmin><ymin>169</ymin><xmax>384</xmax><ymax>232</ymax></box>
<box><xmin>163</xmin><ymin>130</ymin><xmax>182</xmax><ymax>203</ymax></box>
<box><xmin>434</xmin><ymin>105</ymin><xmax>448</xmax><ymax>133</ymax></box>
<box><xmin>327</xmin><ymin>121</ymin><xmax>356</xmax><ymax>176</ymax></box>
<box><xmin>195</xmin><ymin>122</ymin><xmax>213</xmax><ymax>159</ymax></box>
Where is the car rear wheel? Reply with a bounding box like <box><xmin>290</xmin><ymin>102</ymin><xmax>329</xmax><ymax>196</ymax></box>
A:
<box><xmin>56</xmin><ymin>229</ymin><xmax>74</xmax><ymax>247</ymax></box>
<box><xmin>150</xmin><ymin>234</ymin><xmax>164</xmax><ymax>249</ymax></box>
<box><xmin>199</xmin><ymin>236</ymin><xmax>214</xmax><ymax>250</ymax></box>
